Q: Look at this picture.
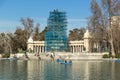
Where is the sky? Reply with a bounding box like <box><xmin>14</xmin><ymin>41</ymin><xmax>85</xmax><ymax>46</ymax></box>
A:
<box><xmin>0</xmin><ymin>0</ymin><xmax>92</xmax><ymax>33</ymax></box>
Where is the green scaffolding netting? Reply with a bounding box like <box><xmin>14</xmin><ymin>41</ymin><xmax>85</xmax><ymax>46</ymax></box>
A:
<box><xmin>45</xmin><ymin>10</ymin><xmax>69</xmax><ymax>52</ymax></box>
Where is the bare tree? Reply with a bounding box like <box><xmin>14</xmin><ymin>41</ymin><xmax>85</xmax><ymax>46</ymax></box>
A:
<box><xmin>20</xmin><ymin>17</ymin><xmax>34</xmax><ymax>39</ymax></box>
<box><xmin>101</xmin><ymin>0</ymin><xmax>120</xmax><ymax>56</ymax></box>
<box><xmin>89</xmin><ymin>0</ymin><xmax>120</xmax><ymax>56</ymax></box>
<box><xmin>33</xmin><ymin>23</ymin><xmax>40</xmax><ymax>41</ymax></box>
<box><xmin>89</xmin><ymin>0</ymin><xmax>106</xmax><ymax>52</ymax></box>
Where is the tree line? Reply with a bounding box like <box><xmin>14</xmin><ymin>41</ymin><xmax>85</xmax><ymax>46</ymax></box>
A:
<box><xmin>0</xmin><ymin>17</ymin><xmax>85</xmax><ymax>55</ymax></box>
<box><xmin>1</xmin><ymin>0</ymin><xmax>119</xmax><ymax>56</ymax></box>
<box><xmin>0</xmin><ymin>18</ymin><xmax>46</xmax><ymax>54</ymax></box>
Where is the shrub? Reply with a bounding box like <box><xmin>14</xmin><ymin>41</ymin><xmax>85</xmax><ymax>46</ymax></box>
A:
<box><xmin>18</xmin><ymin>48</ymin><xmax>24</xmax><ymax>53</ymax></box>
<box><xmin>27</xmin><ymin>48</ymin><xmax>33</xmax><ymax>53</ymax></box>
<box><xmin>92</xmin><ymin>48</ymin><xmax>97</xmax><ymax>52</ymax></box>
<box><xmin>115</xmin><ymin>53</ymin><xmax>120</xmax><ymax>59</ymax></box>
<box><xmin>2</xmin><ymin>53</ymin><xmax>10</xmax><ymax>58</ymax></box>
<box><xmin>103</xmin><ymin>47</ymin><xmax>109</xmax><ymax>52</ymax></box>
<box><xmin>103</xmin><ymin>54</ymin><xmax>110</xmax><ymax>58</ymax></box>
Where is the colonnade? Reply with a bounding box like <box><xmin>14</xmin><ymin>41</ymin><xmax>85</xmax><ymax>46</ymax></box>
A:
<box><xmin>32</xmin><ymin>45</ymin><xmax>84</xmax><ymax>53</ymax></box>
<box><xmin>28</xmin><ymin>41</ymin><xmax>85</xmax><ymax>54</ymax></box>
<box><xmin>70</xmin><ymin>45</ymin><xmax>84</xmax><ymax>53</ymax></box>
<box><xmin>33</xmin><ymin>46</ymin><xmax>45</xmax><ymax>53</ymax></box>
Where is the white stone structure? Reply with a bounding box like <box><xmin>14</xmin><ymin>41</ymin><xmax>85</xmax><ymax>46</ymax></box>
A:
<box><xmin>69</xmin><ymin>41</ymin><xmax>84</xmax><ymax>53</ymax></box>
<box><xmin>84</xmin><ymin>29</ymin><xmax>92</xmax><ymax>52</ymax></box>
<box><xmin>27</xmin><ymin>39</ymin><xmax>45</xmax><ymax>53</ymax></box>
<box><xmin>27</xmin><ymin>30</ymin><xmax>91</xmax><ymax>53</ymax></box>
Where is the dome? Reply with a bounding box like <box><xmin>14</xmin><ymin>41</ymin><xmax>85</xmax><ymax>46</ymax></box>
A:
<box><xmin>28</xmin><ymin>36</ymin><xmax>33</xmax><ymax>42</ymax></box>
<box><xmin>84</xmin><ymin>29</ymin><xmax>91</xmax><ymax>38</ymax></box>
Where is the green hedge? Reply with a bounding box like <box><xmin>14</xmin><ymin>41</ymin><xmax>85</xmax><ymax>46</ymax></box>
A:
<box><xmin>103</xmin><ymin>54</ymin><xmax>110</xmax><ymax>58</ymax></box>
<box><xmin>115</xmin><ymin>53</ymin><xmax>120</xmax><ymax>59</ymax></box>
<box><xmin>103</xmin><ymin>53</ymin><xmax>120</xmax><ymax>58</ymax></box>
<box><xmin>18</xmin><ymin>48</ymin><xmax>25</xmax><ymax>53</ymax></box>
<box><xmin>2</xmin><ymin>53</ymin><xmax>10</xmax><ymax>58</ymax></box>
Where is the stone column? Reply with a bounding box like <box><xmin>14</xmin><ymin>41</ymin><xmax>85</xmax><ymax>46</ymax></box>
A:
<box><xmin>36</xmin><ymin>46</ymin><xmax>38</xmax><ymax>53</ymax></box>
<box><xmin>35</xmin><ymin>46</ymin><xmax>37</xmax><ymax>53</ymax></box>
<box><xmin>81</xmin><ymin>45</ymin><xmax>83</xmax><ymax>52</ymax></box>
<box><xmin>72</xmin><ymin>46</ymin><xmax>74</xmax><ymax>53</ymax></box>
<box><xmin>42</xmin><ymin>46</ymin><xmax>44</xmax><ymax>53</ymax></box>
<box><xmin>78</xmin><ymin>46</ymin><xmax>80</xmax><ymax>53</ymax></box>
<box><xmin>75</xmin><ymin>46</ymin><xmax>77</xmax><ymax>53</ymax></box>
<box><xmin>77</xmin><ymin>46</ymin><xmax>79</xmax><ymax>53</ymax></box>
<box><xmin>41</xmin><ymin>46</ymin><xmax>42</xmax><ymax>53</ymax></box>
<box><xmin>74</xmin><ymin>46</ymin><xmax>76</xmax><ymax>53</ymax></box>
<box><xmin>33</xmin><ymin>46</ymin><xmax>35</xmax><ymax>53</ymax></box>
<box><xmin>71</xmin><ymin>46</ymin><xmax>73</xmax><ymax>53</ymax></box>
<box><xmin>76</xmin><ymin>46</ymin><xmax>78</xmax><ymax>53</ymax></box>
<box><xmin>43</xmin><ymin>46</ymin><xmax>45</xmax><ymax>53</ymax></box>
<box><xmin>81</xmin><ymin>45</ymin><xmax>82</xmax><ymax>52</ymax></box>
<box><xmin>38</xmin><ymin>46</ymin><xmax>40</xmax><ymax>53</ymax></box>
<box><xmin>39</xmin><ymin>46</ymin><xmax>40</xmax><ymax>53</ymax></box>
<box><xmin>41</xmin><ymin>46</ymin><xmax>43</xmax><ymax>53</ymax></box>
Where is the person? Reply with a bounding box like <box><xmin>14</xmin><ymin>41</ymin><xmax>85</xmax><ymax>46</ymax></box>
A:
<box><xmin>24</xmin><ymin>51</ymin><xmax>29</xmax><ymax>59</ymax></box>
<box><xmin>66</xmin><ymin>56</ymin><xmax>72</xmax><ymax>63</ymax></box>
<box><xmin>65</xmin><ymin>60</ymin><xmax>67</xmax><ymax>63</ymax></box>
<box><xmin>50</xmin><ymin>53</ymin><xmax>54</xmax><ymax>61</ymax></box>
<box><xmin>38</xmin><ymin>56</ymin><xmax>41</xmax><ymax>60</ymax></box>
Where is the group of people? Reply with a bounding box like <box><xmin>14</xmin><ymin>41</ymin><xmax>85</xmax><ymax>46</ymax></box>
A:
<box><xmin>34</xmin><ymin>52</ymin><xmax>41</xmax><ymax>60</ymax></box>
<box><xmin>57</xmin><ymin>56</ymin><xmax>72</xmax><ymax>63</ymax></box>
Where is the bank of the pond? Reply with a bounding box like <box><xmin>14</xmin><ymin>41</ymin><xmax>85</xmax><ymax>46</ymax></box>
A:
<box><xmin>1</xmin><ymin>52</ymin><xmax>111</xmax><ymax>61</ymax></box>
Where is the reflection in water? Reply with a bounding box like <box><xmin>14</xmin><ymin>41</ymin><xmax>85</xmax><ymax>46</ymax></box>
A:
<box><xmin>0</xmin><ymin>60</ymin><xmax>120</xmax><ymax>80</ymax></box>
<box><xmin>0</xmin><ymin>60</ymin><xmax>28</xmax><ymax>80</ymax></box>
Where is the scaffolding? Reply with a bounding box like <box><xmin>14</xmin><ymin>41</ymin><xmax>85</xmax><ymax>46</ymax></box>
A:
<box><xmin>45</xmin><ymin>9</ymin><xmax>69</xmax><ymax>52</ymax></box>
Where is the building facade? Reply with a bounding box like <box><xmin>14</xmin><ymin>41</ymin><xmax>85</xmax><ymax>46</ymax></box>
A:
<box><xmin>27</xmin><ymin>10</ymin><xmax>92</xmax><ymax>54</ymax></box>
<box><xmin>27</xmin><ymin>29</ymin><xmax>91</xmax><ymax>54</ymax></box>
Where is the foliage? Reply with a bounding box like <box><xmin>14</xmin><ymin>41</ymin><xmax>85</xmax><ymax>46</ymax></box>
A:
<box><xmin>0</xmin><ymin>33</ymin><xmax>12</xmax><ymax>54</ymax></box>
<box><xmin>18</xmin><ymin>48</ymin><xmax>25</xmax><ymax>53</ymax></box>
<box><xmin>103</xmin><ymin>47</ymin><xmax>109</xmax><ymax>52</ymax></box>
<box><xmin>27</xmin><ymin>48</ymin><xmax>33</xmax><ymax>53</ymax></box>
<box><xmin>20</xmin><ymin>17</ymin><xmax>34</xmax><ymax>37</ymax></box>
<box><xmin>0</xmin><ymin>45</ymin><xmax>4</xmax><ymax>54</ymax></box>
<box><xmin>92</xmin><ymin>48</ymin><xmax>97</xmax><ymax>52</ymax></box>
<box><xmin>0</xmin><ymin>17</ymin><xmax>42</xmax><ymax>54</ymax></box>
<box><xmin>14</xmin><ymin>28</ymin><xmax>28</xmax><ymax>51</ymax></box>
<box><xmin>102</xmin><ymin>54</ymin><xmax>110</xmax><ymax>58</ymax></box>
<box><xmin>115</xmin><ymin>53</ymin><xmax>120</xmax><ymax>59</ymax></box>
<box><xmin>32</xmin><ymin>26</ymin><xmax>47</xmax><ymax>41</ymax></box>
<box><xmin>2</xmin><ymin>53</ymin><xmax>10</xmax><ymax>58</ymax></box>
<box><xmin>12</xmin><ymin>17</ymin><xmax>40</xmax><ymax>53</ymax></box>
<box><xmin>39</xmin><ymin>27</ymin><xmax>47</xmax><ymax>41</ymax></box>
<box><xmin>33</xmin><ymin>24</ymin><xmax>40</xmax><ymax>41</ymax></box>
<box><xmin>69</xmin><ymin>28</ymin><xmax>85</xmax><ymax>41</ymax></box>
<box><xmin>29</xmin><ymin>49</ymin><xmax>33</xmax><ymax>53</ymax></box>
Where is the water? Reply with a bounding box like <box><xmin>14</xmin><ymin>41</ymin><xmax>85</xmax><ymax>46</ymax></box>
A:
<box><xmin>0</xmin><ymin>59</ymin><xmax>120</xmax><ymax>80</ymax></box>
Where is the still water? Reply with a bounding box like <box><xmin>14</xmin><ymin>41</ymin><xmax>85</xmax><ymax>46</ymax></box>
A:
<box><xmin>0</xmin><ymin>59</ymin><xmax>120</xmax><ymax>80</ymax></box>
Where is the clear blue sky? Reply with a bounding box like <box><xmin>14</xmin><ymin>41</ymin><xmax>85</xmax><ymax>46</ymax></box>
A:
<box><xmin>0</xmin><ymin>0</ymin><xmax>92</xmax><ymax>33</ymax></box>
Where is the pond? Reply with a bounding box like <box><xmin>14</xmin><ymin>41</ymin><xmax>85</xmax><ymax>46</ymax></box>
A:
<box><xmin>0</xmin><ymin>59</ymin><xmax>120</xmax><ymax>80</ymax></box>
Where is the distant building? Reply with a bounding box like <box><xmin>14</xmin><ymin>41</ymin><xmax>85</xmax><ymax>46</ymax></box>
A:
<box><xmin>27</xmin><ymin>10</ymin><xmax>92</xmax><ymax>54</ymax></box>
<box><xmin>27</xmin><ymin>29</ymin><xmax>91</xmax><ymax>54</ymax></box>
